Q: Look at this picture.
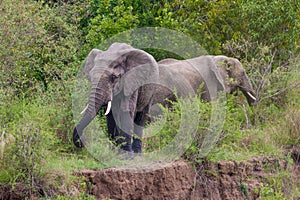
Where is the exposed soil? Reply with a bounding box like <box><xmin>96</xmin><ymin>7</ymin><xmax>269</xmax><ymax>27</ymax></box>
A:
<box><xmin>0</xmin><ymin>183</ymin><xmax>33</xmax><ymax>200</ymax></box>
<box><xmin>1</xmin><ymin>147</ymin><xmax>299</xmax><ymax>199</ymax></box>
<box><xmin>79</xmin><ymin>147</ymin><xmax>300</xmax><ymax>200</ymax></box>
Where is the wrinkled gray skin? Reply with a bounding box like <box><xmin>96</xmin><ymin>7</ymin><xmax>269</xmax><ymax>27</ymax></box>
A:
<box><xmin>147</xmin><ymin>55</ymin><xmax>256</xmax><ymax>122</ymax></box>
<box><xmin>210</xmin><ymin>55</ymin><xmax>256</xmax><ymax>105</ymax></box>
<box><xmin>73</xmin><ymin>43</ymin><xmax>159</xmax><ymax>154</ymax></box>
<box><xmin>152</xmin><ymin>57</ymin><xmax>226</xmax><ymax>106</ymax></box>
<box><xmin>154</xmin><ymin>55</ymin><xmax>256</xmax><ymax>106</ymax></box>
<box><xmin>73</xmin><ymin>43</ymin><xmax>233</xmax><ymax>154</ymax></box>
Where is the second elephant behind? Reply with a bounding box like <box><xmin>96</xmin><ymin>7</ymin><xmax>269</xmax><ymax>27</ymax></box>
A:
<box><xmin>151</xmin><ymin>55</ymin><xmax>256</xmax><ymax>108</ymax></box>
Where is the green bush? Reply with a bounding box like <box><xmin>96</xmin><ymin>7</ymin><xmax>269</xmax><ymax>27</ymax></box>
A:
<box><xmin>83</xmin><ymin>0</ymin><xmax>140</xmax><ymax>51</ymax></box>
<box><xmin>80</xmin><ymin>0</ymin><xmax>299</xmax><ymax>63</ymax></box>
<box><xmin>144</xmin><ymin>96</ymin><xmax>225</xmax><ymax>161</ymax></box>
<box><xmin>0</xmin><ymin>98</ymin><xmax>55</xmax><ymax>188</ymax></box>
<box><xmin>174</xmin><ymin>0</ymin><xmax>299</xmax><ymax>60</ymax></box>
<box><xmin>0</xmin><ymin>91</ymin><xmax>85</xmax><ymax>197</ymax></box>
<box><xmin>0</xmin><ymin>0</ymin><xmax>80</xmax><ymax>94</ymax></box>
<box><xmin>0</xmin><ymin>0</ymin><xmax>299</xmax><ymax>198</ymax></box>
<box><xmin>240</xmin><ymin>0</ymin><xmax>300</xmax><ymax>61</ymax></box>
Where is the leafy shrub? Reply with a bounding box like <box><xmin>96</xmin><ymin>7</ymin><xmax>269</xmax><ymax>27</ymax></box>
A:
<box><xmin>0</xmin><ymin>98</ymin><xmax>55</xmax><ymax>191</ymax></box>
<box><xmin>239</xmin><ymin>0</ymin><xmax>300</xmax><ymax>61</ymax></box>
<box><xmin>81</xmin><ymin>0</ymin><xmax>299</xmax><ymax>64</ymax></box>
<box><xmin>0</xmin><ymin>91</ymin><xmax>85</xmax><ymax>197</ymax></box>
<box><xmin>144</xmin><ymin>95</ymin><xmax>228</xmax><ymax>161</ymax></box>
<box><xmin>0</xmin><ymin>0</ymin><xmax>80</xmax><ymax>95</ymax></box>
<box><xmin>83</xmin><ymin>0</ymin><xmax>140</xmax><ymax>51</ymax></box>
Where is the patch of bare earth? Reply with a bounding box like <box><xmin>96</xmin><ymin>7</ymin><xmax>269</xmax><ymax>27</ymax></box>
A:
<box><xmin>79</xmin><ymin>148</ymin><xmax>300</xmax><ymax>200</ymax></box>
<box><xmin>1</xmin><ymin>147</ymin><xmax>299</xmax><ymax>199</ymax></box>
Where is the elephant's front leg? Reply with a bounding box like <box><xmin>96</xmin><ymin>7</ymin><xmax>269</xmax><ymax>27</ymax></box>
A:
<box><xmin>132</xmin><ymin>106</ymin><xmax>150</xmax><ymax>153</ymax></box>
<box><xmin>116</xmin><ymin>111</ymin><xmax>134</xmax><ymax>153</ymax></box>
<box><xmin>106</xmin><ymin>110</ymin><xmax>134</xmax><ymax>154</ymax></box>
<box><xmin>106</xmin><ymin>111</ymin><xmax>118</xmax><ymax>143</ymax></box>
<box><xmin>112</xmin><ymin>92</ymin><xmax>138</xmax><ymax>154</ymax></box>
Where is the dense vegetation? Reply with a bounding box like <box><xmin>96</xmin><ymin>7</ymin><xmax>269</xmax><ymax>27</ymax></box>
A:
<box><xmin>0</xmin><ymin>0</ymin><xmax>299</xmax><ymax>198</ymax></box>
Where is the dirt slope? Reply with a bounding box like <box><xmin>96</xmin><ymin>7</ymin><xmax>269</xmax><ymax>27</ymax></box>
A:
<box><xmin>1</xmin><ymin>147</ymin><xmax>299</xmax><ymax>199</ymax></box>
<box><xmin>80</xmin><ymin>148</ymin><xmax>300</xmax><ymax>200</ymax></box>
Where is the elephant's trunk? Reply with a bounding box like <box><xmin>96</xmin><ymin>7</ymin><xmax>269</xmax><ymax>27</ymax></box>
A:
<box><xmin>73</xmin><ymin>80</ymin><xmax>112</xmax><ymax>148</ymax></box>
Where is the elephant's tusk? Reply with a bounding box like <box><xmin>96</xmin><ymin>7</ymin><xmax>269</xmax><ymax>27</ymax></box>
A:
<box><xmin>80</xmin><ymin>104</ymin><xmax>89</xmax><ymax>115</ymax></box>
<box><xmin>104</xmin><ymin>101</ymin><xmax>112</xmax><ymax>116</ymax></box>
<box><xmin>247</xmin><ymin>92</ymin><xmax>257</xmax><ymax>101</ymax></box>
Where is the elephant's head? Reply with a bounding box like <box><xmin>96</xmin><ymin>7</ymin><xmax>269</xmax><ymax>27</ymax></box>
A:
<box><xmin>213</xmin><ymin>56</ymin><xmax>257</xmax><ymax>105</ymax></box>
<box><xmin>73</xmin><ymin>43</ymin><xmax>158</xmax><ymax>148</ymax></box>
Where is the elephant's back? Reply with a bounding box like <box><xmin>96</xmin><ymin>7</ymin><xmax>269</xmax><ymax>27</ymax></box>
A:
<box><xmin>157</xmin><ymin>61</ymin><xmax>204</xmax><ymax>97</ymax></box>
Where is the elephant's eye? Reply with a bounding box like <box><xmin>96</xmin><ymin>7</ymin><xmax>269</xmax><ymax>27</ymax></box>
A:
<box><xmin>110</xmin><ymin>74</ymin><xmax>118</xmax><ymax>83</ymax></box>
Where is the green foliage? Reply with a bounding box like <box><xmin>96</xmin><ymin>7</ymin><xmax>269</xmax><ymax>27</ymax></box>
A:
<box><xmin>0</xmin><ymin>92</ymin><xmax>94</xmax><ymax>197</ymax></box>
<box><xmin>81</xmin><ymin>0</ymin><xmax>299</xmax><ymax>63</ymax></box>
<box><xmin>0</xmin><ymin>98</ymin><xmax>56</xmax><ymax>190</ymax></box>
<box><xmin>84</xmin><ymin>0</ymin><xmax>140</xmax><ymax>50</ymax></box>
<box><xmin>168</xmin><ymin>0</ymin><xmax>243</xmax><ymax>54</ymax></box>
<box><xmin>260</xmin><ymin>169</ymin><xmax>295</xmax><ymax>200</ymax></box>
<box><xmin>0</xmin><ymin>0</ymin><xmax>80</xmax><ymax>94</ymax></box>
<box><xmin>81</xmin><ymin>0</ymin><xmax>183</xmax><ymax>52</ymax></box>
<box><xmin>240</xmin><ymin>0</ymin><xmax>300</xmax><ymax>60</ymax></box>
<box><xmin>143</xmin><ymin>96</ymin><xmax>213</xmax><ymax>161</ymax></box>
<box><xmin>144</xmin><ymin>102</ymin><xmax>184</xmax><ymax>152</ymax></box>
<box><xmin>0</xmin><ymin>0</ymin><xmax>299</xmax><ymax>198</ymax></box>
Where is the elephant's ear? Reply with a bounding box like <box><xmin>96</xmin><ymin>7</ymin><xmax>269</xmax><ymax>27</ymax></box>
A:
<box><xmin>214</xmin><ymin>55</ymin><xmax>241</xmax><ymax>77</ymax></box>
<box><xmin>192</xmin><ymin>56</ymin><xmax>226</xmax><ymax>101</ymax></box>
<box><xmin>121</xmin><ymin>49</ymin><xmax>159</xmax><ymax>97</ymax></box>
<box><xmin>209</xmin><ymin>61</ymin><xmax>226</xmax><ymax>92</ymax></box>
<box><xmin>212</xmin><ymin>56</ymin><xmax>233</xmax><ymax>93</ymax></box>
<box><xmin>82</xmin><ymin>49</ymin><xmax>103</xmax><ymax>80</ymax></box>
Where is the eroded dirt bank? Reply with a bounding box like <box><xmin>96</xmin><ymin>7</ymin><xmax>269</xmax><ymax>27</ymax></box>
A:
<box><xmin>80</xmin><ymin>147</ymin><xmax>300</xmax><ymax>200</ymax></box>
<box><xmin>0</xmin><ymin>147</ymin><xmax>299</xmax><ymax>199</ymax></box>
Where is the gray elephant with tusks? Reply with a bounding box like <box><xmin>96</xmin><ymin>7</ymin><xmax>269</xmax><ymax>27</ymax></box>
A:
<box><xmin>73</xmin><ymin>43</ymin><xmax>227</xmax><ymax>157</ymax></box>
<box><xmin>154</xmin><ymin>55</ymin><xmax>256</xmax><ymax>106</ymax></box>
<box><xmin>147</xmin><ymin>56</ymin><xmax>256</xmax><ymax>121</ymax></box>
<box><xmin>73</xmin><ymin>43</ymin><xmax>159</xmax><ymax>157</ymax></box>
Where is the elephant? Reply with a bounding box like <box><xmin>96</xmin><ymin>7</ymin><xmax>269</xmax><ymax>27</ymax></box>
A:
<box><xmin>147</xmin><ymin>56</ymin><xmax>256</xmax><ymax>122</ymax></box>
<box><xmin>154</xmin><ymin>55</ymin><xmax>256</xmax><ymax>106</ymax></box>
<box><xmin>150</xmin><ymin>57</ymin><xmax>227</xmax><ymax>107</ymax></box>
<box><xmin>73</xmin><ymin>43</ymin><xmax>159</xmax><ymax>156</ymax></box>
<box><xmin>73</xmin><ymin>43</ymin><xmax>226</xmax><ymax>156</ymax></box>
